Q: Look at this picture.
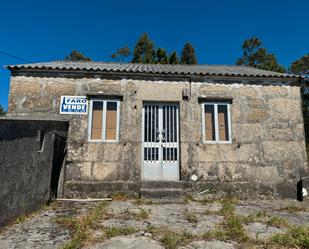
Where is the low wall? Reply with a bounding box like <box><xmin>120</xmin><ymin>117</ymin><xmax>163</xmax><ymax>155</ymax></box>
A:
<box><xmin>64</xmin><ymin>180</ymin><xmax>299</xmax><ymax>200</ymax></box>
<box><xmin>0</xmin><ymin>119</ymin><xmax>68</xmax><ymax>227</ymax></box>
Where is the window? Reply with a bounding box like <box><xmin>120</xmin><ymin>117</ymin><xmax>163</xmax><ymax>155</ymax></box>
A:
<box><xmin>201</xmin><ymin>102</ymin><xmax>231</xmax><ymax>143</ymax></box>
<box><xmin>88</xmin><ymin>99</ymin><xmax>120</xmax><ymax>142</ymax></box>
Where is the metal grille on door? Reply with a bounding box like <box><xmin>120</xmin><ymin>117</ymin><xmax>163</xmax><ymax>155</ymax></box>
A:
<box><xmin>142</xmin><ymin>104</ymin><xmax>179</xmax><ymax>181</ymax></box>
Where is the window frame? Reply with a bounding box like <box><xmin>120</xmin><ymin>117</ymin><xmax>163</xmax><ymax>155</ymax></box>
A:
<box><xmin>201</xmin><ymin>102</ymin><xmax>232</xmax><ymax>144</ymax></box>
<box><xmin>88</xmin><ymin>99</ymin><xmax>120</xmax><ymax>142</ymax></box>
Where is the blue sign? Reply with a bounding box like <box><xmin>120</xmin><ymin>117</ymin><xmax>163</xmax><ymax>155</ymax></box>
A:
<box><xmin>60</xmin><ymin>96</ymin><xmax>88</xmax><ymax>114</ymax></box>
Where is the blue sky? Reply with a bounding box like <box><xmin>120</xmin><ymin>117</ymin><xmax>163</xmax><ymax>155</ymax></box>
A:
<box><xmin>1</xmin><ymin>0</ymin><xmax>308</xmax><ymax>110</ymax></box>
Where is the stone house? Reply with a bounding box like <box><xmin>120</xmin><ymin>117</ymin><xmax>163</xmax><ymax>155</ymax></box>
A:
<box><xmin>5</xmin><ymin>62</ymin><xmax>309</xmax><ymax>198</ymax></box>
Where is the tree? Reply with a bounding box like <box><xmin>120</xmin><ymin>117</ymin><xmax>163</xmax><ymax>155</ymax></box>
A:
<box><xmin>236</xmin><ymin>37</ymin><xmax>285</xmax><ymax>73</ymax></box>
<box><xmin>155</xmin><ymin>47</ymin><xmax>168</xmax><ymax>64</ymax></box>
<box><xmin>236</xmin><ymin>37</ymin><xmax>262</xmax><ymax>66</ymax></box>
<box><xmin>168</xmin><ymin>51</ymin><xmax>179</xmax><ymax>64</ymax></box>
<box><xmin>180</xmin><ymin>43</ymin><xmax>198</xmax><ymax>65</ymax></box>
<box><xmin>110</xmin><ymin>46</ymin><xmax>131</xmax><ymax>62</ymax></box>
<box><xmin>132</xmin><ymin>33</ymin><xmax>155</xmax><ymax>63</ymax></box>
<box><xmin>0</xmin><ymin>105</ymin><xmax>6</xmax><ymax>117</ymax></box>
<box><xmin>254</xmin><ymin>48</ymin><xmax>285</xmax><ymax>73</ymax></box>
<box><xmin>290</xmin><ymin>54</ymin><xmax>309</xmax><ymax>75</ymax></box>
<box><xmin>64</xmin><ymin>50</ymin><xmax>91</xmax><ymax>62</ymax></box>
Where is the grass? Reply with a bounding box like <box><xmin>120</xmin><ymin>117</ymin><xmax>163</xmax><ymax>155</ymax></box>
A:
<box><xmin>15</xmin><ymin>215</ymin><xmax>27</xmax><ymax>224</ymax></box>
<box><xmin>105</xmin><ymin>226</ymin><xmax>137</xmax><ymax>238</ymax></box>
<box><xmin>111</xmin><ymin>192</ymin><xmax>129</xmax><ymax>201</ymax></box>
<box><xmin>184</xmin><ymin>193</ymin><xmax>221</xmax><ymax>204</ymax></box>
<box><xmin>270</xmin><ymin>226</ymin><xmax>309</xmax><ymax>248</ymax></box>
<box><xmin>219</xmin><ymin>198</ymin><xmax>236</xmax><ymax>216</ymax></box>
<box><xmin>213</xmin><ymin>200</ymin><xmax>308</xmax><ymax>248</ymax></box>
<box><xmin>210</xmin><ymin>198</ymin><xmax>249</xmax><ymax>243</ymax></box>
<box><xmin>52</xmin><ymin>197</ymin><xmax>309</xmax><ymax>249</ymax></box>
<box><xmin>209</xmin><ymin>219</ymin><xmax>249</xmax><ymax>244</ymax></box>
<box><xmin>184</xmin><ymin>194</ymin><xmax>194</xmax><ymax>203</ymax></box>
<box><xmin>203</xmin><ymin>229</ymin><xmax>228</xmax><ymax>241</ymax></box>
<box><xmin>199</xmin><ymin>196</ymin><xmax>217</xmax><ymax>205</ymax></box>
<box><xmin>267</xmin><ymin>216</ymin><xmax>289</xmax><ymax>228</ymax></box>
<box><xmin>133</xmin><ymin>197</ymin><xmax>153</xmax><ymax>206</ymax></box>
<box><xmin>224</xmin><ymin>215</ymin><xmax>248</xmax><ymax>242</ymax></box>
<box><xmin>203</xmin><ymin>209</ymin><xmax>215</xmax><ymax>215</ymax></box>
<box><xmin>278</xmin><ymin>205</ymin><xmax>308</xmax><ymax>213</ymax></box>
<box><xmin>54</xmin><ymin>216</ymin><xmax>77</xmax><ymax>231</ymax></box>
<box><xmin>241</xmin><ymin>211</ymin><xmax>289</xmax><ymax>229</ymax></box>
<box><xmin>58</xmin><ymin>201</ymin><xmax>108</xmax><ymax>249</ymax></box>
<box><xmin>241</xmin><ymin>210</ymin><xmax>268</xmax><ymax>224</ymax></box>
<box><xmin>161</xmin><ymin>230</ymin><xmax>181</xmax><ymax>249</ymax></box>
<box><xmin>145</xmin><ymin>225</ymin><xmax>194</xmax><ymax>249</ymax></box>
<box><xmin>160</xmin><ymin>229</ymin><xmax>192</xmax><ymax>249</ymax></box>
<box><xmin>161</xmin><ymin>231</ymin><xmax>182</xmax><ymax>249</ymax></box>
<box><xmin>145</xmin><ymin>224</ymin><xmax>158</xmax><ymax>234</ymax></box>
<box><xmin>184</xmin><ymin>209</ymin><xmax>198</xmax><ymax>223</ymax></box>
<box><xmin>133</xmin><ymin>208</ymin><xmax>151</xmax><ymax>220</ymax></box>
<box><xmin>57</xmin><ymin>200</ymin><xmax>143</xmax><ymax>248</ymax></box>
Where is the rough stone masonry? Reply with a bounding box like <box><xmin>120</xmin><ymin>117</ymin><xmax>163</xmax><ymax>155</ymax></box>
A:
<box><xmin>5</xmin><ymin>62</ymin><xmax>309</xmax><ymax>198</ymax></box>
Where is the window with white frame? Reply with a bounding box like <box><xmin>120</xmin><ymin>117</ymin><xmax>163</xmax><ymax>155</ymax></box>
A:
<box><xmin>88</xmin><ymin>99</ymin><xmax>120</xmax><ymax>142</ymax></box>
<box><xmin>201</xmin><ymin>102</ymin><xmax>232</xmax><ymax>143</ymax></box>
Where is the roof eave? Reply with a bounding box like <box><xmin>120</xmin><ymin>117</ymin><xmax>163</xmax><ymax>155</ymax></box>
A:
<box><xmin>7</xmin><ymin>66</ymin><xmax>301</xmax><ymax>81</ymax></box>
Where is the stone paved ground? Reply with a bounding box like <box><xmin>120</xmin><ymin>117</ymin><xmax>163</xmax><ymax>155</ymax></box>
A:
<box><xmin>0</xmin><ymin>201</ymin><xmax>96</xmax><ymax>249</ymax></box>
<box><xmin>0</xmin><ymin>198</ymin><xmax>308</xmax><ymax>249</ymax></box>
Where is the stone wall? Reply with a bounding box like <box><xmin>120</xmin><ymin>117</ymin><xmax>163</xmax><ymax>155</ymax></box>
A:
<box><xmin>0</xmin><ymin>119</ymin><xmax>68</xmax><ymax>227</ymax></box>
<box><xmin>7</xmin><ymin>72</ymin><xmax>308</xmax><ymax>198</ymax></box>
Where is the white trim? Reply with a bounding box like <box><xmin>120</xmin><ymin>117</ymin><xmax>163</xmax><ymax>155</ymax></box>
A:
<box><xmin>141</xmin><ymin>105</ymin><xmax>145</xmax><ymax>180</ymax></box>
<box><xmin>176</xmin><ymin>105</ymin><xmax>180</xmax><ymax>180</ymax></box>
<box><xmin>102</xmin><ymin>101</ymin><xmax>107</xmax><ymax>141</ymax></box>
<box><xmin>201</xmin><ymin>103</ymin><xmax>206</xmax><ymax>143</ymax></box>
<box><xmin>88</xmin><ymin>100</ymin><xmax>93</xmax><ymax>140</ymax></box>
<box><xmin>88</xmin><ymin>99</ymin><xmax>120</xmax><ymax>142</ymax></box>
<box><xmin>150</xmin><ymin>106</ymin><xmax>153</xmax><ymax>162</ymax></box>
<box><xmin>158</xmin><ymin>105</ymin><xmax>163</xmax><ymax>178</ymax></box>
<box><xmin>214</xmin><ymin>104</ymin><xmax>219</xmax><ymax>142</ymax></box>
<box><xmin>227</xmin><ymin>104</ymin><xmax>232</xmax><ymax>142</ymax></box>
<box><xmin>201</xmin><ymin>102</ymin><xmax>232</xmax><ymax>144</ymax></box>
<box><xmin>116</xmin><ymin>101</ymin><xmax>120</xmax><ymax>141</ymax></box>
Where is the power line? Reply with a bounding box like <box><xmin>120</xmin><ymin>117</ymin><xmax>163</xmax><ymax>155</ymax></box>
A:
<box><xmin>0</xmin><ymin>50</ymin><xmax>33</xmax><ymax>63</ymax></box>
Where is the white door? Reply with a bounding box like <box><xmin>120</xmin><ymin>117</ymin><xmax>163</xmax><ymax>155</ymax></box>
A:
<box><xmin>142</xmin><ymin>103</ymin><xmax>179</xmax><ymax>181</ymax></box>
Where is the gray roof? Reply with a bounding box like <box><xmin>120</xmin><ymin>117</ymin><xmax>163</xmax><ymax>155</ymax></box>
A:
<box><xmin>7</xmin><ymin>61</ymin><xmax>299</xmax><ymax>78</ymax></box>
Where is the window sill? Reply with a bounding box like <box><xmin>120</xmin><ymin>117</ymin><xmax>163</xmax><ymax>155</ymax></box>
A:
<box><xmin>203</xmin><ymin>141</ymin><xmax>232</xmax><ymax>144</ymax></box>
<box><xmin>87</xmin><ymin>139</ymin><xmax>120</xmax><ymax>144</ymax></box>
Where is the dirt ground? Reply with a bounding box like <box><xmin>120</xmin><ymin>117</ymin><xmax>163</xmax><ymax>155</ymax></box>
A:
<box><xmin>0</xmin><ymin>196</ymin><xmax>308</xmax><ymax>249</ymax></box>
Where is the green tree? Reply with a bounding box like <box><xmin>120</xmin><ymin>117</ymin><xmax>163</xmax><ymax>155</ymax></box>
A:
<box><xmin>168</xmin><ymin>51</ymin><xmax>179</xmax><ymax>64</ymax></box>
<box><xmin>236</xmin><ymin>37</ymin><xmax>285</xmax><ymax>73</ymax></box>
<box><xmin>0</xmin><ymin>105</ymin><xmax>6</xmax><ymax>117</ymax></box>
<box><xmin>155</xmin><ymin>47</ymin><xmax>168</xmax><ymax>64</ymax></box>
<box><xmin>132</xmin><ymin>33</ymin><xmax>155</xmax><ymax>63</ymax></box>
<box><xmin>110</xmin><ymin>46</ymin><xmax>131</xmax><ymax>62</ymax></box>
<box><xmin>180</xmin><ymin>43</ymin><xmax>198</xmax><ymax>65</ymax></box>
<box><xmin>255</xmin><ymin>48</ymin><xmax>286</xmax><ymax>73</ymax></box>
<box><xmin>64</xmin><ymin>50</ymin><xmax>91</xmax><ymax>62</ymax></box>
<box><xmin>236</xmin><ymin>37</ymin><xmax>262</xmax><ymax>66</ymax></box>
<box><xmin>290</xmin><ymin>54</ymin><xmax>309</xmax><ymax>75</ymax></box>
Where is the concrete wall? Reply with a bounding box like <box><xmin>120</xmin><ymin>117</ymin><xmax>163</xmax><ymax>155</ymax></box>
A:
<box><xmin>0</xmin><ymin>119</ymin><xmax>68</xmax><ymax>227</ymax></box>
<box><xmin>7</xmin><ymin>72</ymin><xmax>309</xmax><ymax>197</ymax></box>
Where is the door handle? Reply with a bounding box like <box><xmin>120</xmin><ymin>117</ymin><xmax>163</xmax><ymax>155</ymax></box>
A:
<box><xmin>157</xmin><ymin>131</ymin><xmax>165</xmax><ymax>142</ymax></box>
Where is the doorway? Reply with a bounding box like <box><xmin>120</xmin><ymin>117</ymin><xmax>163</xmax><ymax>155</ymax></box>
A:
<box><xmin>142</xmin><ymin>103</ymin><xmax>179</xmax><ymax>180</ymax></box>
